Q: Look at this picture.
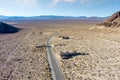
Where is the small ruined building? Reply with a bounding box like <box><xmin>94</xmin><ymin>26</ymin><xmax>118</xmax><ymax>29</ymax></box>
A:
<box><xmin>58</xmin><ymin>36</ymin><xmax>70</xmax><ymax>39</ymax></box>
<box><xmin>60</xmin><ymin>51</ymin><xmax>88</xmax><ymax>59</ymax></box>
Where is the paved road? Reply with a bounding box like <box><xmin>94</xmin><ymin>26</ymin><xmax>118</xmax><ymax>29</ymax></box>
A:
<box><xmin>46</xmin><ymin>32</ymin><xmax>65</xmax><ymax>80</ymax></box>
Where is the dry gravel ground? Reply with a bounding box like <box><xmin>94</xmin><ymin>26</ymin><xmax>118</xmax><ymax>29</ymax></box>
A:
<box><xmin>0</xmin><ymin>22</ymin><xmax>54</xmax><ymax>80</ymax></box>
<box><xmin>51</xmin><ymin>26</ymin><xmax>120</xmax><ymax>80</ymax></box>
<box><xmin>0</xmin><ymin>20</ymin><xmax>103</xmax><ymax>80</ymax></box>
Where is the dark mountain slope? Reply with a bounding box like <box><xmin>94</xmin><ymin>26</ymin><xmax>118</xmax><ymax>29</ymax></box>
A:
<box><xmin>0</xmin><ymin>22</ymin><xmax>19</xmax><ymax>33</ymax></box>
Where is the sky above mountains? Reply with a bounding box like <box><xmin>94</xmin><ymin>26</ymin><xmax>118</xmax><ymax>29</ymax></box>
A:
<box><xmin>0</xmin><ymin>0</ymin><xmax>120</xmax><ymax>17</ymax></box>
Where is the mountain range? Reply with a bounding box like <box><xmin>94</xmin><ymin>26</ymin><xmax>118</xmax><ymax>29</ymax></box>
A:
<box><xmin>0</xmin><ymin>15</ymin><xmax>106</xmax><ymax>20</ymax></box>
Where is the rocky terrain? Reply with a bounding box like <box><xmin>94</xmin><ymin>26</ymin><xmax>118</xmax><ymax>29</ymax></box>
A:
<box><xmin>0</xmin><ymin>22</ymin><xmax>54</xmax><ymax>80</ymax></box>
<box><xmin>51</xmin><ymin>25</ymin><xmax>120</xmax><ymax>80</ymax></box>
<box><xmin>0</xmin><ymin>19</ymin><xmax>103</xmax><ymax>80</ymax></box>
<box><xmin>100</xmin><ymin>11</ymin><xmax>120</xmax><ymax>27</ymax></box>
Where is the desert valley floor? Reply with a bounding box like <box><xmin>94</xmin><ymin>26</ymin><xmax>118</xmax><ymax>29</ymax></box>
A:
<box><xmin>0</xmin><ymin>20</ymin><xmax>120</xmax><ymax>80</ymax></box>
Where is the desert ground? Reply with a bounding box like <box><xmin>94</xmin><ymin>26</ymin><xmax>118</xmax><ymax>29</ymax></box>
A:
<box><xmin>50</xmin><ymin>22</ymin><xmax>120</xmax><ymax>80</ymax></box>
<box><xmin>1</xmin><ymin>19</ymin><xmax>120</xmax><ymax>80</ymax></box>
<box><xmin>0</xmin><ymin>20</ymin><xmax>57</xmax><ymax>80</ymax></box>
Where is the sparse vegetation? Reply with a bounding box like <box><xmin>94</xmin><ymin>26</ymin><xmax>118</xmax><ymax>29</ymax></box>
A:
<box><xmin>1</xmin><ymin>19</ymin><xmax>120</xmax><ymax>80</ymax></box>
<box><xmin>51</xmin><ymin>24</ymin><xmax>120</xmax><ymax>80</ymax></box>
<box><xmin>0</xmin><ymin>21</ymin><xmax>52</xmax><ymax>80</ymax></box>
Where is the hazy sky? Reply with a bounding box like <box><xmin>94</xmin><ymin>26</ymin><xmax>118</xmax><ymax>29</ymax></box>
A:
<box><xmin>0</xmin><ymin>0</ymin><xmax>120</xmax><ymax>17</ymax></box>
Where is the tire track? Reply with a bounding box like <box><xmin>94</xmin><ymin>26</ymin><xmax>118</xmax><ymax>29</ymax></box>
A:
<box><xmin>0</xmin><ymin>32</ymin><xmax>32</xmax><ymax>68</ymax></box>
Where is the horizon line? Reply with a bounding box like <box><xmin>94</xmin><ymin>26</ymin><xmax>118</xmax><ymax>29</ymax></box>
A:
<box><xmin>0</xmin><ymin>15</ymin><xmax>108</xmax><ymax>18</ymax></box>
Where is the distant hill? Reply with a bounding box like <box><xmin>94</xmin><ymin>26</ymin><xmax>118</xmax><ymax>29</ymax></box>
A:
<box><xmin>0</xmin><ymin>15</ymin><xmax>106</xmax><ymax>20</ymax></box>
<box><xmin>100</xmin><ymin>11</ymin><xmax>120</xmax><ymax>27</ymax></box>
<box><xmin>0</xmin><ymin>15</ymin><xmax>8</xmax><ymax>19</ymax></box>
<box><xmin>0</xmin><ymin>22</ymin><xmax>19</xmax><ymax>33</ymax></box>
